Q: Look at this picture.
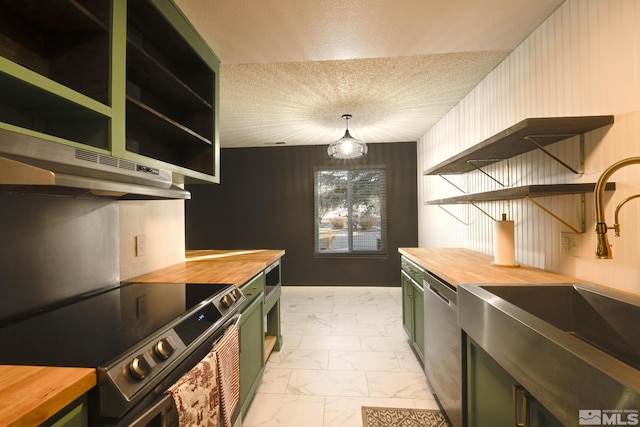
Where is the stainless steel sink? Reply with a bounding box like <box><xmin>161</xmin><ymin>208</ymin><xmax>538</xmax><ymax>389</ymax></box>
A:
<box><xmin>458</xmin><ymin>283</ymin><xmax>640</xmax><ymax>426</ymax></box>
<box><xmin>482</xmin><ymin>284</ymin><xmax>640</xmax><ymax>370</ymax></box>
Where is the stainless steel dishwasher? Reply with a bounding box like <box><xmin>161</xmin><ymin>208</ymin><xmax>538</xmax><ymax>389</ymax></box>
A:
<box><xmin>424</xmin><ymin>270</ymin><xmax>463</xmax><ymax>427</ymax></box>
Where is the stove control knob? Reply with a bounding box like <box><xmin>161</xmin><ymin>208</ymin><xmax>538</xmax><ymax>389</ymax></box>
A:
<box><xmin>153</xmin><ymin>338</ymin><xmax>175</xmax><ymax>360</ymax></box>
<box><xmin>128</xmin><ymin>354</ymin><xmax>153</xmax><ymax>380</ymax></box>
<box><xmin>220</xmin><ymin>293</ymin><xmax>234</xmax><ymax>308</ymax></box>
<box><xmin>231</xmin><ymin>288</ymin><xmax>242</xmax><ymax>300</ymax></box>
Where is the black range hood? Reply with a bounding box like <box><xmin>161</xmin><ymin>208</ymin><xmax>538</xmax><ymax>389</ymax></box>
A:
<box><xmin>0</xmin><ymin>129</ymin><xmax>190</xmax><ymax>200</ymax></box>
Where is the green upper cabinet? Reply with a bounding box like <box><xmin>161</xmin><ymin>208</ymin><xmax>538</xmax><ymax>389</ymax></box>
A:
<box><xmin>0</xmin><ymin>0</ymin><xmax>220</xmax><ymax>183</ymax></box>
<box><xmin>0</xmin><ymin>0</ymin><xmax>112</xmax><ymax>151</ymax></box>
<box><xmin>119</xmin><ymin>0</ymin><xmax>221</xmax><ymax>183</ymax></box>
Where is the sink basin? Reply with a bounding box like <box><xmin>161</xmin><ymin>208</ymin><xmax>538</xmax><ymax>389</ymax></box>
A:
<box><xmin>458</xmin><ymin>283</ymin><xmax>640</xmax><ymax>427</ymax></box>
<box><xmin>481</xmin><ymin>284</ymin><xmax>640</xmax><ymax>370</ymax></box>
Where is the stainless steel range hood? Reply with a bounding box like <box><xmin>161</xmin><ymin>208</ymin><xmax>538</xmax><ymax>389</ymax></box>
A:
<box><xmin>0</xmin><ymin>129</ymin><xmax>190</xmax><ymax>200</ymax></box>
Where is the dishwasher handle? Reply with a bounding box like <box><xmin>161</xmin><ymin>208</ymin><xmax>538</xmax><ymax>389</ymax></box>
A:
<box><xmin>426</xmin><ymin>282</ymin><xmax>451</xmax><ymax>305</ymax></box>
<box><xmin>423</xmin><ymin>270</ymin><xmax>457</xmax><ymax>306</ymax></box>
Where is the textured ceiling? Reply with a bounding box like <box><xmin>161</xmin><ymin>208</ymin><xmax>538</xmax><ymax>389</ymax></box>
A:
<box><xmin>175</xmin><ymin>0</ymin><xmax>565</xmax><ymax>148</ymax></box>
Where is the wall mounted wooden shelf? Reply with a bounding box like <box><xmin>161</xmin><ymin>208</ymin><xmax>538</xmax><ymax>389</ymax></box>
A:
<box><xmin>423</xmin><ymin>116</ymin><xmax>614</xmax><ymax>176</ymax></box>
<box><xmin>425</xmin><ymin>183</ymin><xmax>616</xmax><ymax>205</ymax></box>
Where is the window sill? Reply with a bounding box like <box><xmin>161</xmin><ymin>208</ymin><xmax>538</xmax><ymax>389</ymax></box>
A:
<box><xmin>314</xmin><ymin>252</ymin><xmax>388</xmax><ymax>259</ymax></box>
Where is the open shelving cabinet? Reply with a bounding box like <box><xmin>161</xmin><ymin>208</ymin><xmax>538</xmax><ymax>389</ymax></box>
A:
<box><xmin>0</xmin><ymin>0</ymin><xmax>220</xmax><ymax>184</ymax></box>
<box><xmin>424</xmin><ymin>116</ymin><xmax>616</xmax><ymax>232</ymax></box>
<box><xmin>0</xmin><ymin>0</ymin><xmax>112</xmax><ymax>151</ymax></box>
<box><xmin>123</xmin><ymin>0</ymin><xmax>219</xmax><ymax>183</ymax></box>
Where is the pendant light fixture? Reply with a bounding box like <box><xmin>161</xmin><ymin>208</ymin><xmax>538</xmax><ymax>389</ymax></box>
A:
<box><xmin>327</xmin><ymin>114</ymin><xmax>368</xmax><ymax>159</ymax></box>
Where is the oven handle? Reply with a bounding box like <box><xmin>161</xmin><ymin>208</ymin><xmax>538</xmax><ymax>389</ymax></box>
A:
<box><xmin>224</xmin><ymin>313</ymin><xmax>241</xmax><ymax>330</ymax></box>
<box><xmin>210</xmin><ymin>313</ymin><xmax>242</xmax><ymax>350</ymax></box>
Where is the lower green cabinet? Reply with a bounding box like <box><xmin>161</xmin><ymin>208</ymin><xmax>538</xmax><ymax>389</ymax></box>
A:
<box><xmin>412</xmin><ymin>282</ymin><xmax>424</xmax><ymax>361</ymax></box>
<box><xmin>401</xmin><ymin>269</ymin><xmax>424</xmax><ymax>362</ymax></box>
<box><xmin>401</xmin><ymin>273</ymin><xmax>413</xmax><ymax>337</ymax></box>
<box><xmin>264</xmin><ymin>288</ymin><xmax>282</xmax><ymax>357</ymax></box>
<box><xmin>41</xmin><ymin>395</ymin><xmax>88</xmax><ymax>427</ymax></box>
<box><xmin>239</xmin><ymin>273</ymin><xmax>265</xmax><ymax>416</ymax></box>
<box><xmin>467</xmin><ymin>338</ymin><xmax>564</xmax><ymax>427</ymax></box>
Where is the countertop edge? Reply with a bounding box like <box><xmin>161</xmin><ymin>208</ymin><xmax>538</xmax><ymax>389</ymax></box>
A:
<box><xmin>399</xmin><ymin>247</ymin><xmax>583</xmax><ymax>287</ymax></box>
<box><xmin>0</xmin><ymin>366</ymin><xmax>96</xmax><ymax>427</ymax></box>
<box><xmin>130</xmin><ymin>249</ymin><xmax>285</xmax><ymax>286</ymax></box>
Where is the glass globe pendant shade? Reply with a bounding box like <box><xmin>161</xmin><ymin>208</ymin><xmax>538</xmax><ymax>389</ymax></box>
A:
<box><xmin>327</xmin><ymin>115</ymin><xmax>367</xmax><ymax>159</ymax></box>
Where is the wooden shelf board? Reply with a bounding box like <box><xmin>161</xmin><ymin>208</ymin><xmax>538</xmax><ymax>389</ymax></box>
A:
<box><xmin>126</xmin><ymin>96</ymin><xmax>212</xmax><ymax>145</ymax></box>
<box><xmin>425</xmin><ymin>183</ymin><xmax>616</xmax><ymax>205</ymax></box>
<box><xmin>423</xmin><ymin>116</ymin><xmax>614</xmax><ymax>175</ymax></box>
<box><xmin>264</xmin><ymin>335</ymin><xmax>277</xmax><ymax>361</ymax></box>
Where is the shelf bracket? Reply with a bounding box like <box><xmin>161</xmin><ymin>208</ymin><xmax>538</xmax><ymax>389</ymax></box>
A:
<box><xmin>437</xmin><ymin>205</ymin><xmax>470</xmax><ymax>225</ymax></box>
<box><xmin>524</xmin><ymin>134</ymin><xmax>584</xmax><ymax>174</ymax></box>
<box><xmin>466</xmin><ymin>159</ymin><xmax>508</xmax><ymax>187</ymax></box>
<box><xmin>525</xmin><ymin>195</ymin><xmax>584</xmax><ymax>233</ymax></box>
<box><xmin>437</xmin><ymin>174</ymin><xmax>467</xmax><ymax>194</ymax></box>
<box><xmin>470</xmin><ymin>202</ymin><xmax>499</xmax><ymax>222</ymax></box>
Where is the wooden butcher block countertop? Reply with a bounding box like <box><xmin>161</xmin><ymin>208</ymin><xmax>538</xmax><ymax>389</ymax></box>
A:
<box><xmin>399</xmin><ymin>247</ymin><xmax>582</xmax><ymax>287</ymax></box>
<box><xmin>130</xmin><ymin>249</ymin><xmax>285</xmax><ymax>285</ymax></box>
<box><xmin>0</xmin><ymin>365</ymin><xmax>95</xmax><ymax>426</ymax></box>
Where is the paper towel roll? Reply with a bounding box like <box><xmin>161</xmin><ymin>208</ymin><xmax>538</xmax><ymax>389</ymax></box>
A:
<box><xmin>491</xmin><ymin>219</ymin><xmax>519</xmax><ymax>267</ymax></box>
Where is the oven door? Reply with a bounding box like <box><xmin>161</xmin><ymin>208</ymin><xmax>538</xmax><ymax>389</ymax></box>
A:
<box><xmin>126</xmin><ymin>392</ymin><xmax>243</xmax><ymax>427</ymax></box>
<box><xmin>127</xmin><ymin>394</ymin><xmax>178</xmax><ymax>427</ymax></box>
<box><xmin>101</xmin><ymin>314</ymin><xmax>241</xmax><ymax>427</ymax></box>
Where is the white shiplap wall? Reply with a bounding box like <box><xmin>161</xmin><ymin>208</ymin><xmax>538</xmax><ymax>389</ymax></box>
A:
<box><xmin>418</xmin><ymin>0</ymin><xmax>640</xmax><ymax>294</ymax></box>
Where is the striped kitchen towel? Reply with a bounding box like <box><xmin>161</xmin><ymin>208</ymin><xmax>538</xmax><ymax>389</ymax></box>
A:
<box><xmin>214</xmin><ymin>325</ymin><xmax>240</xmax><ymax>427</ymax></box>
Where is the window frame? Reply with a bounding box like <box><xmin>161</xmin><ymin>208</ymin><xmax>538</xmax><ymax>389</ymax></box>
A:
<box><xmin>313</xmin><ymin>165</ymin><xmax>388</xmax><ymax>257</ymax></box>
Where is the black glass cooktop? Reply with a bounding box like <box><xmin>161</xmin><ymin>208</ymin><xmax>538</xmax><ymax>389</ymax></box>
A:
<box><xmin>0</xmin><ymin>282</ymin><xmax>230</xmax><ymax>367</ymax></box>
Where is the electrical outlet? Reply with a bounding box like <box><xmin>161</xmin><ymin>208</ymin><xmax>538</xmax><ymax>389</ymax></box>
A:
<box><xmin>135</xmin><ymin>234</ymin><xmax>146</xmax><ymax>257</ymax></box>
<box><xmin>560</xmin><ymin>232</ymin><xmax>581</xmax><ymax>257</ymax></box>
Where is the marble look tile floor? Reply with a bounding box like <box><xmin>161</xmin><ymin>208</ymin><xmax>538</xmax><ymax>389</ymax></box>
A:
<box><xmin>242</xmin><ymin>286</ymin><xmax>438</xmax><ymax>427</ymax></box>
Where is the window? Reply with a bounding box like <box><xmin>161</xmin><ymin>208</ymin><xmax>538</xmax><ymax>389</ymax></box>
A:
<box><xmin>314</xmin><ymin>166</ymin><xmax>387</xmax><ymax>254</ymax></box>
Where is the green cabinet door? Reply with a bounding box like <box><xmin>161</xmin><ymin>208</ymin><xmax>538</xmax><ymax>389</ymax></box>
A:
<box><xmin>40</xmin><ymin>396</ymin><xmax>88</xmax><ymax>427</ymax></box>
<box><xmin>401</xmin><ymin>269</ymin><xmax>424</xmax><ymax>363</ymax></box>
<box><xmin>412</xmin><ymin>281</ymin><xmax>425</xmax><ymax>361</ymax></box>
<box><xmin>467</xmin><ymin>339</ymin><xmax>564</xmax><ymax>427</ymax></box>
<box><xmin>239</xmin><ymin>273</ymin><xmax>265</xmax><ymax>416</ymax></box>
<box><xmin>467</xmin><ymin>339</ymin><xmax>515</xmax><ymax>427</ymax></box>
<box><xmin>401</xmin><ymin>272</ymin><xmax>414</xmax><ymax>340</ymax></box>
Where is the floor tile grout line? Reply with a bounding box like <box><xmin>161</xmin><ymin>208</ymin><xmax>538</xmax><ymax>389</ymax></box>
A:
<box><xmin>245</xmin><ymin>286</ymin><xmax>432</xmax><ymax>426</ymax></box>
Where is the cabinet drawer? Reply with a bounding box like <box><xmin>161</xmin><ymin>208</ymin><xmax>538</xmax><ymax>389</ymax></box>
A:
<box><xmin>240</xmin><ymin>272</ymin><xmax>265</xmax><ymax>304</ymax></box>
<box><xmin>401</xmin><ymin>257</ymin><xmax>425</xmax><ymax>284</ymax></box>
